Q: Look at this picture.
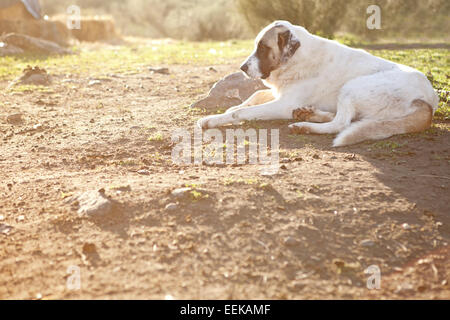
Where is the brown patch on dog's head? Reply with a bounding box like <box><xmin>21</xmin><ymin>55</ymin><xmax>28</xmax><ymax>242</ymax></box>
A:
<box><xmin>241</xmin><ymin>22</ymin><xmax>301</xmax><ymax>79</ymax></box>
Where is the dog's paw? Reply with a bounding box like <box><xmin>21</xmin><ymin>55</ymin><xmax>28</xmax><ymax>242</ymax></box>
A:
<box><xmin>288</xmin><ymin>122</ymin><xmax>311</xmax><ymax>134</ymax></box>
<box><xmin>197</xmin><ymin>114</ymin><xmax>223</xmax><ymax>129</ymax></box>
<box><xmin>292</xmin><ymin>106</ymin><xmax>315</xmax><ymax>121</ymax></box>
<box><xmin>197</xmin><ymin>116</ymin><xmax>212</xmax><ymax>129</ymax></box>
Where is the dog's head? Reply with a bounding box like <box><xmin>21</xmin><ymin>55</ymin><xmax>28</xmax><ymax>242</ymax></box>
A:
<box><xmin>241</xmin><ymin>21</ymin><xmax>301</xmax><ymax>80</ymax></box>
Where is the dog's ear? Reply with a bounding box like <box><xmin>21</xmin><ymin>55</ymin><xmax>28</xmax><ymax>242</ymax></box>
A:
<box><xmin>278</xmin><ymin>30</ymin><xmax>300</xmax><ymax>62</ymax></box>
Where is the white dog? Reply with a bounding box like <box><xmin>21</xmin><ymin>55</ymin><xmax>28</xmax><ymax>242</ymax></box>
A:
<box><xmin>197</xmin><ymin>21</ymin><xmax>439</xmax><ymax>146</ymax></box>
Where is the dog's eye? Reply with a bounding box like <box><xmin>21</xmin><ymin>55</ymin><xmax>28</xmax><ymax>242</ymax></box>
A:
<box><xmin>258</xmin><ymin>43</ymin><xmax>270</xmax><ymax>53</ymax></box>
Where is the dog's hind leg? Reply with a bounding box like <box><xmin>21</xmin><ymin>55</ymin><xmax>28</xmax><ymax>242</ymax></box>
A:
<box><xmin>292</xmin><ymin>106</ymin><xmax>335</xmax><ymax>123</ymax></box>
<box><xmin>332</xmin><ymin>99</ymin><xmax>432</xmax><ymax>147</ymax></box>
<box><xmin>225</xmin><ymin>89</ymin><xmax>275</xmax><ymax>113</ymax></box>
<box><xmin>289</xmin><ymin>93</ymin><xmax>355</xmax><ymax>134</ymax></box>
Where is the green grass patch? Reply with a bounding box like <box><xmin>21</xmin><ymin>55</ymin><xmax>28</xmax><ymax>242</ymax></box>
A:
<box><xmin>0</xmin><ymin>40</ymin><xmax>252</xmax><ymax>81</ymax></box>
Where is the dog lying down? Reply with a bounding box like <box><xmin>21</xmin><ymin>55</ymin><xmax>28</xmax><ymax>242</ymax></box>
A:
<box><xmin>197</xmin><ymin>21</ymin><xmax>439</xmax><ymax>147</ymax></box>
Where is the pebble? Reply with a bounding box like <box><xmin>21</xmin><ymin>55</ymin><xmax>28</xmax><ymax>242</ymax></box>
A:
<box><xmin>137</xmin><ymin>169</ymin><xmax>150</xmax><ymax>175</ymax></box>
<box><xmin>402</xmin><ymin>223</ymin><xmax>411</xmax><ymax>230</ymax></box>
<box><xmin>149</xmin><ymin>67</ymin><xmax>169</xmax><ymax>75</ymax></box>
<box><xmin>0</xmin><ymin>223</ymin><xmax>13</xmax><ymax>235</ymax></box>
<box><xmin>283</xmin><ymin>237</ymin><xmax>299</xmax><ymax>247</ymax></box>
<box><xmin>71</xmin><ymin>190</ymin><xmax>113</xmax><ymax>216</ymax></box>
<box><xmin>165</xmin><ymin>203</ymin><xmax>178</xmax><ymax>211</ymax></box>
<box><xmin>88</xmin><ymin>80</ymin><xmax>101</xmax><ymax>86</ymax></box>
<box><xmin>171</xmin><ymin>187</ymin><xmax>192</xmax><ymax>197</ymax></box>
<box><xmin>360</xmin><ymin>239</ymin><xmax>375</xmax><ymax>247</ymax></box>
<box><xmin>82</xmin><ymin>243</ymin><xmax>97</xmax><ymax>254</ymax></box>
<box><xmin>6</xmin><ymin>113</ymin><xmax>23</xmax><ymax>124</ymax></box>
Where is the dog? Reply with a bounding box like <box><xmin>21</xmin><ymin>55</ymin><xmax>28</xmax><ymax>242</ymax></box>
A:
<box><xmin>197</xmin><ymin>21</ymin><xmax>439</xmax><ymax>146</ymax></box>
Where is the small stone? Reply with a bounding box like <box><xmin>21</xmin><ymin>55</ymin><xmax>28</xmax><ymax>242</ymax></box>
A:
<box><xmin>82</xmin><ymin>243</ymin><xmax>97</xmax><ymax>254</ymax></box>
<box><xmin>165</xmin><ymin>203</ymin><xmax>178</xmax><ymax>211</ymax></box>
<box><xmin>6</xmin><ymin>113</ymin><xmax>23</xmax><ymax>124</ymax></box>
<box><xmin>149</xmin><ymin>67</ymin><xmax>169</xmax><ymax>75</ymax></box>
<box><xmin>402</xmin><ymin>223</ymin><xmax>411</xmax><ymax>230</ymax></box>
<box><xmin>17</xmin><ymin>215</ymin><xmax>25</xmax><ymax>222</ymax></box>
<box><xmin>137</xmin><ymin>169</ymin><xmax>150</xmax><ymax>175</ymax></box>
<box><xmin>171</xmin><ymin>187</ymin><xmax>191</xmax><ymax>198</ymax></box>
<box><xmin>360</xmin><ymin>239</ymin><xmax>375</xmax><ymax>247</ymax></box>
<box><xmin>0</xmin><ymin>215</ymin><xmax>4</xmax><ymax>221</ymax></box>
<box><xmin>88</xmin><ymin>80</ymin><xmax>101</xmax><ymax>86</ymax></box>
<box><xmin>71</xmin><ymin>190</ymin><xmax>113</xmax><ymax>216</ymax></box>
<box><xmin>0</xmin><ymin>223</ymin><xmax>13</xmax><ymax>235</ymax></box>
<box><xmin>283</xmin><ymin>237</ymin><xmax>299</xmax><ymax>247</ymax></box>
<box><xmin>33</xmin><ymin>124</ymin><xmax>43</xmax><ymax>130</ymax></box>
<box><xmin>395</xmin><ymin>283</ymin><xmax>414</xmax><ymax>294</ymax></box>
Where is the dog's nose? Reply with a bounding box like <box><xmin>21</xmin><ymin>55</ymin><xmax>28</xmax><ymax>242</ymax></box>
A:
<box><xmin>240</xmin><ymin>63</ymin><xmax>249</xmax><ymax>73</ymax></box>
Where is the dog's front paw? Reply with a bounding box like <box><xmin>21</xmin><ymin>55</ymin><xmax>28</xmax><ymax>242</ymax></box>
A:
<box><xmin>197</xmin><ymin>115</ymin><xmax>220</xmax><ymax>129</ymax></box>
<box><xmin>292</xmin><ymin>106</ymin><xmax>315</xmax><ymax>121</ymax></box>
<box><xmin>288</xmin><ymin>122</ymin><xmax>311</xmax><ymax>134</ymax></box>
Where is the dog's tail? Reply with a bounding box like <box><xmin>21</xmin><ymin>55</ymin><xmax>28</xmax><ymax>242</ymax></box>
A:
<box><xmin>333</xmin><ymin>99</ymin><xmax>433</xmax><ymax>147</ymax></box>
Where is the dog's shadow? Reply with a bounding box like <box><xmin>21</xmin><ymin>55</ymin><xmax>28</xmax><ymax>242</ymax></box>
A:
<box><xmin>239</xmin><ymin>119</ymin><xmax>450</xmax><ymax>222</ymax></box>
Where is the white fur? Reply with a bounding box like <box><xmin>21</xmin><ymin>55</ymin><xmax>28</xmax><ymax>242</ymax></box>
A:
<box><xmin>197</xmin><ymin>21</ymin><xmax>439</xmax><ymax>146</ymax></box>
<box><xmin>246</xmin><ymin>55</ymin><xmax>262</xmax><ymax>79</ymax></box>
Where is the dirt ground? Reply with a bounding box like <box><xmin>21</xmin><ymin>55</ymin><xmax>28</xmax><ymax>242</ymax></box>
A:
<box><xmin>0</xmin><ymin>57</ymin><xmax>449</xmax><ymax>300</ymax></box>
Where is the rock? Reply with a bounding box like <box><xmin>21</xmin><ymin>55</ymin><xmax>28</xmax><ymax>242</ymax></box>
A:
<box><xmin>190</xmin><ymin>72</ymin><xmax>268</xmax><ymax>110</ymax></box>
<box><xmin>171</xmin><ymin>187</ymin><xmax>191</xmax><ymax>198</ymax></box>
<box><xmin>283</xmin><ymin>237</ymin><xmax>299</xmax><ymax>247</ymax></box>
<box><xmin>8</xmin><ymin>65</ymin><xmax>52</xmax><ymax>88</ymax></box>
<box><xmin>149</xmin><ymin>67</ymin><xmax>169</xmax><ymax>75</ymax></box>
<box><xmin>360</xmin><ymin>239</ymin><xmax>375</xmax><ymax>247</ymax></box>
<box><xmin>137</xmin><ymin>169</ymin><xmax>150</xmax><ymax>175</ymax></box>
<box><xmin>0</xmin><ymin>33</ymin><xmax>70</xmax><ymax>55</ymax></box>
<box><xmin>71</xmin><ymin>190</ymin><xmax>113</xmax><ymax>216</ymax></box>
<box><xmin>402</xmin><ymin>223</ymin><xmax>411</xmax><ymax>230</ymax></box>
<box><xmin>6</xmin><ymin>113</ymin><xmax>24</xmax><ymax>125</ymax></box>
<box><xmin>165</xmin><ymin>203</ymin><xmax>178</xmax><ymax>211</ymax></box>
<box><xmin>0</xmin><ymin>42</ymin><xmax>24</xmax><ymax>56</ymax></box>
<box><xmin>82</xmin><ymin>243</ymin><xmax>97</xmax><ymax>254</ymax></box>
<box><xmin>88</xmin><ymin>80</ymin><xmax>101</xmax><ymax>86</ymax></box>
<box><xmin>395</xmin><ymin>283</ymin><xmax>414</xmax><ymax>294</ymax></box>
<box><xmin>0</xmin><ymin>223</ymin><xmax>13</xmax><ymax>235</ymax></box>
<box><xmin>81</xmin><ymin>242</ymin><xmax>100</xmax><ymax>266</ymax></box>
<box><xmin>33</xmin><ymin>124</ymin><xmax>43</xmax><ymax>131</ymax></box>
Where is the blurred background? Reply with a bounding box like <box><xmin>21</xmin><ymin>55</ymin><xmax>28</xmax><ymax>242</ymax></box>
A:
<box><xmin>38</xmin><ymin>0</ymin><xmax>449</xmax><ymax>42</ymax></box>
